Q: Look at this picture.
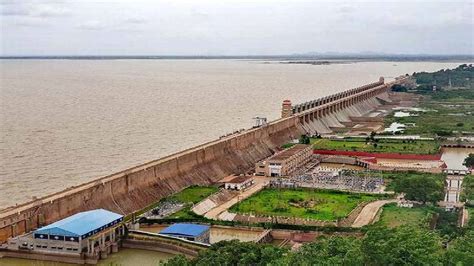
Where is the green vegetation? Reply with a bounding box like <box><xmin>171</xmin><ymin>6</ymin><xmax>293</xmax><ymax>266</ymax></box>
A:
<box><xmin>386</xmin><ymin>64</ymin><xmax>474</xmax><ymax>137</ymax></box>
<box><xmin>353</xmin><ymin>171</ymin><xmax>445</xmax><ymax>203</ymax></box>
<box><xmin>461</xmin><ymin>175</ymin><xmax>474</xmax><ymax>206</ymax></box>
<box><xmin>158</xmin><ymin>186</ymin><xmax>218</xmax><ymax>220</ymax></box>
<box><xmin>281</xmin><ymin>142</ymin><xmax>296</xmax><ymax>149</ymax></box>
<box><xmin>391</xmin><ymin>172</ymin><xmax>445</xmax><ymax>204</ymax></box>
<box><xmin>165</xmin><ymin>226</ymin><xmax>453</xmax><ymax>266</ymax></box>
<box><xmin>168</xmin><ymin>186</ymin><xmax>218</xmax><ymax>204</ymax></box>
<box><xmin>413</xmin><ymin>64</ymin><xmax>473</xmax><ymax>91</ymax></box>
<box><xmin>376</xmin><ymin>203</ymin><xmax>433</xmax><ymax>228</ymax></box>
<box><xmin>229</xmin><ymin>188</ymin><xmax>386</xmax><ymax>221</ymax></box>
<box><xmin>375</xmin><ymin>202</ymin><xmax>465</xmax><ymax>239</ymax></box>
<box><xmin>362</xmin><ymin>226</ymin><xmax>444</xmax><ymax>265</ymax></box>
<box><xmin>463</xmin><ymin>153</ymin><xmax>474</xmax><ymax>169</ymax></box>
<box><xmin>445</xmin><ymin>230</ymin><xmax>474</xmax><ymax>266</ymax></box>
<box><xmin>468</xmin><ymin>207</ymin><xmax>474</xmax><ymax>228</ymax></box>
<box><xmin>434</xmin><ymin>208</ymin><xmax>462</xmax><ymax>240</ymax></box>
<box><xmin>384</xmin><ymin>103</ymin><xmax>474</xmax><ymax>137</ymax></box>
<box><xmin>299</xmin><ymin>134</ymin><xmax>311</xmax><ymax>144</ymax></box>
<box><xmin>164</xmin><ymin>240</ymin><xmax>286</xmax><ymax>266</ymax></box>
<box><xmin>391</xmin><ymin>84</ymin><xmax>408</xmax><ymax>92</ymax></box>
<box><xmin>311</xmin><ymin>137</ymin><xmax>440</xmax><ymax>154</ymax></box>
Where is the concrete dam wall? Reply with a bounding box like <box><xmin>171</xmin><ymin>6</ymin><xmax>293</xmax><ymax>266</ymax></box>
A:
<box><xmin>0</xmin><ymin>77</ymin><xmax>406</xmax><ymax>244</ymax></box>
<box><xmin>0</xmin><ymin>117</ymin><xmax>303</xmax><ymax>243</ymax></box>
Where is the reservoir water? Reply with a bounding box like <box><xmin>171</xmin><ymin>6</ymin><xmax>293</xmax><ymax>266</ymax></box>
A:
<box><xmin>0</xmin><ymin>60</ymin><xmax>464</xmax><ymax>208</ymax></box>
<box><xmin>441</xmin><ymin>147</ymin><xmax>474</xmax><ymax>170</ymax></box>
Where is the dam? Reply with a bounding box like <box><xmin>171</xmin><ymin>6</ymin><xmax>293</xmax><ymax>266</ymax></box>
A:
<box><xmin>0</xmin><ymin>76</ymin><xmax>408</xmax><ymax>244</ymax></box>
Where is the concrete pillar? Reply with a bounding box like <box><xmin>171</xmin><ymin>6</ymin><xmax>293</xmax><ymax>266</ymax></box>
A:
<box><xmin>281</xmin><ymin>100</ymin><xmax>293</xmax><ymax>118</ymax></box>
<box><xmin>100</xmin><ymin>250</ymin><xmax>108</xmax><ymax>259</ymax></box>
<box><xmin>112</xmin><ymin>243</ymin><xmax>119</xmax><ymax>253</ymax></box>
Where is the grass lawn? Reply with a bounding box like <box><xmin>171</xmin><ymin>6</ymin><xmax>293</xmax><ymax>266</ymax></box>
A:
<box><xmin>169</xmin><ymin>185</ymin><xmax>218</xmax><ymax>204</ymax></box>
<box><xmin>229</xmin><ymin>188</ymin><xmax>386</xmax><ymax>221</ymax></box>
<box><xmin>311</xmin><ymin>138</ymin><xmax>440</xmax><ymax>154</ymax></box>
<box><xmin>376</xmin><ymin>203</ymin><xmax>433</xmax><ymax>228</ymax></box>
<box><xmin>150</xmin><ymin>185</ymin><xmax>218</xmax><ymax>219</ymax></box>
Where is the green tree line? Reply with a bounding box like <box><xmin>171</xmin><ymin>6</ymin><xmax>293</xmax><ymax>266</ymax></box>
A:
<box><xmin>163</xmin><ymin>225</ymin><xmax>474</xmax><ymax>266</ymax></box>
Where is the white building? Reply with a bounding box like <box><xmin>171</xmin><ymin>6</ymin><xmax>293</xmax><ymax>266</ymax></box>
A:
<box><xmin>224</xmin><ymin>175</ymin><xmax>254</xmax><ymax>191</ymax></box>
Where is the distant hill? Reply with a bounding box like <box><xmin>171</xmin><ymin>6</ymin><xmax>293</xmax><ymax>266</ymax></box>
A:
<box><xmin>1</xmin><ymin>54</ymin><xmax>473</xmax><ymax>61</ymax></box>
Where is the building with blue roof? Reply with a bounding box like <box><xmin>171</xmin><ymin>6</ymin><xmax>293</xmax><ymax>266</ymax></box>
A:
<box><xmin>8</xmin><ymin>209</ymin><xmax>125</xmax><ymax>257</ymax></box>
<box><xmin>34</xmin><ymin>209</ymin><xmax>123</xmax><ymax>241</ymax></box>
<box><xmin>160</xmin><ymin>223</ymin><xmax>210</xmax><ymax>243</ymax></box>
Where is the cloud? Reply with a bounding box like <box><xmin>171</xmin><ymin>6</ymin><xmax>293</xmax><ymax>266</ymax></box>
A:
<box><xmin>31</xmin><ymin>4</ymin><xmax>69</xmax><ymax>18</ymax></box>
<box><xmin>337</xmin><ymin>5</ymin><xmax>354</xmax><ymax>14</ymax></box>
<box><xmin>76</xmin><ymin>20</ymin><xmax>105</xmax><ymax>30</ymax></box>
<box><xmin>7</xmin><ymin>17</ymin><xmax>49</xmax><ymax>28</ymax></box>
<box><xmin>1</xmin><ymin>1</ymin><xmax>70</xmax><ymax>18</ymax></box>
<box><xmin>123</xmin><ymin>17</ymin><xmax>147</xmax><ymax>24</ymax></box>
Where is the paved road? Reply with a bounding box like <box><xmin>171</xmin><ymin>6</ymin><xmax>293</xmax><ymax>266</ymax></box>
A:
<box><xmin>352</xmin><ymin>199</ymin><xmax>397</xmax><ymax>227</ymax></box>
<box><xmin>204</xmin><ymin>177</ymin><xmax>269</xmax><ymax>220</ymax></box>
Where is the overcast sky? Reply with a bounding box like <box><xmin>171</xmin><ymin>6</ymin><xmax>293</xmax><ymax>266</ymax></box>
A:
<box><xmin>1</xmin><ymin>0</ymin><xmax>472</xmax><ymax>56</ymax></box>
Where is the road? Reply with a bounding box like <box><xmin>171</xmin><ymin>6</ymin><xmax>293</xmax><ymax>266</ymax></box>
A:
<box><xmin>204</xmin><ymin>176</ymin><xmax>269</xmax><ymax>220</ymax></box>
<box><xmin>352</xmin><ymin>199</ymin><xmax>397</xmax><ymax>227</ymax></box>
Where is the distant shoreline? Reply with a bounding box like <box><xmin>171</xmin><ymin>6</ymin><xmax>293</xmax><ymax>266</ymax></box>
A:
<box><xmin>0</xmin><ymin>55</ymin><xmax>473</xmax><ymax>62</ymax></box>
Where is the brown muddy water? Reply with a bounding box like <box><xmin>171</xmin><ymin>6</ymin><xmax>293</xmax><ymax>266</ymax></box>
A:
<box><xmin>0</xmin><ymin>248</ymin><xmax>174</xmax><ymax>266</ymax></box>
<box><xmin>0</xmin><ymin>60</ymin><xmax>464</xmax><ymax>208</ymax></box>
<box><xmin>441</xmin><ymin>147</ymin><xmax>474</xmax><ymax>170</ymax></box>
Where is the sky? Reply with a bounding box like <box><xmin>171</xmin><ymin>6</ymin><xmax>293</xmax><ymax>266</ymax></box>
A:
<box><xmin>0</xmin><ymin>0</ymin><xmax>473</xmax><ymax>56</ymax></box>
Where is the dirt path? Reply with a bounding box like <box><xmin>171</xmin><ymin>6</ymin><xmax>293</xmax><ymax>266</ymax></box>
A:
<box><xmin>204</xmin><ymin>177</ymin><xmax>269</xmax><ymax>220</ymax></box>
<box><xmin>352</xmin><ymin>199</ymin><xmax>397</xmax><ymax>227</ymax></box>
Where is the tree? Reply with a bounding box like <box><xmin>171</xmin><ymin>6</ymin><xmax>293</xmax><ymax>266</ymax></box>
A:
<box><xmin>289</xmin><ymin>236</ymin><xmax>363</xmax><ymax>265</ymax></box>
<box><xmin>463</xmin><ymin>153</ymin><xmax>474</xmax><ymax>169</ymax></box>
<box><xmin>299</xmin><ymin>134</ymin><xmax>310</xmax><ymax>145</ymax></box>
<box><xmin>460</xmin><ymin>174</ymin><xmax>474</xmax><ymax>205</ymax></box>
<box><xmin>370</xmin><ymin>131</ymin><xmax>376</xmax><ymax>140</ymax></box>
<box><xmin>165</xmin><ymin>254</ymin><xmax>191</xmax><ymax>266</ymax></box>
<box><xmin>391</xmin><ymin>84</ymin><xmax>408</xmax><ymax>92</ymax></box>
<box><xmin>392</xmin><ymin>174</ymin><xmax>444</xmax><ymax>204</ymax></box>
<box><xmin>164</xmin><ymin>240</ymin><xmax>288</xmax><ymax>266</ymax></box>
<box><xmin>362</xmin><ymin>226</ymin><xmax>444</xmax><ymax>265</ymax></box>
<box><xmin>445</xmin><ymin>230</ymin><xmax>474</xmax><ymax>265</ymax></box>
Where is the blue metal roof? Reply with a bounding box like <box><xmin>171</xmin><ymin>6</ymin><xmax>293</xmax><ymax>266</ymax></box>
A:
<box><xmin>160</xmin><ymin>223</ymin><xmax>209</xmax><ymax>237</ymax></box>
<box><xmin>34</xmin><ymin>209</ymin><xmax>123</xmax><ymax>237</ymax></box>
